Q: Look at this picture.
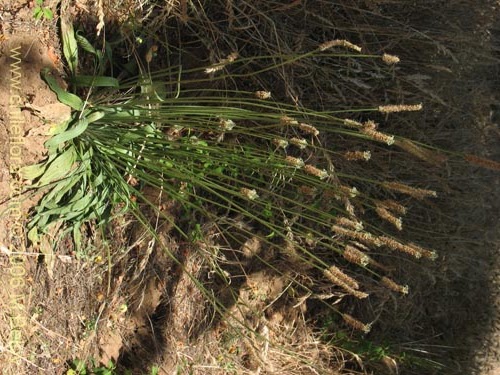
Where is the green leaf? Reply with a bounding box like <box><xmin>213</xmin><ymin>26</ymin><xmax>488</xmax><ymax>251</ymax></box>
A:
<box><xmin>45</xmin><ymin>118</ymin><xmax>89</xmax><ymax>149</ymax></box>
<box><xmin>43</xmin><ymin>8</ymin><xmax>53</xmax><ymax>20</ymax></box>
<box><xmin>19</xmin><ymin>156</ymin><xmax>54</xmax><ymax>180</ymax></box>
<box><xmin>75</xmin><ymin>33</ymin><xmax>97</xmax><ymax>55</ymax></box>
<box><xmin>60</xmin><ymin>18</ymin><xmax>78</xmax><ymax>75</ymax></box>
<box><xmin>71</xmin><ymin>75</ymin><xmax>119</xmax><ymax>88</ymax></box>
<box><xmin>37</xmin><ymin>146</ymin><xmax>77</xmax><ymax>186</ymax></box>
<box><xmin>43</xmin><ymin>71</ymin><xmax>83</xmax><ymax>110</ymax></box>
<box><xmin>33</xmin><ymin>8</ymin><xmax>42</xmax><ymax>19</ymax></box>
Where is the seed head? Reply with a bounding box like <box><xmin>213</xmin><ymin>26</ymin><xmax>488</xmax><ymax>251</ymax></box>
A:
<box><xmin>382</xmin><ymin>181</ymin><xmax>437</xmax><ymax>200</ymax></box>
<box><xmin>343</xmin><ymin>119</ymin><xmax>363</xmax><ymax>128</ymax></box>
<box><xmin>290</xmin><ymin>137</ymin><xmax>308</xmax><ymax>149</ymax></box>
<box><xmin>342</xmin><ymin>314</ymin><xmax>372</xmax><ymax>333</ymax></box>
<box><xmin>343</xmin><ymin>245</ymin><xmax>370</xmax><ymax>267</ymax></box>
<box><xmin>378</xmin><ymin>103</ymin><xmax>423</xmax><ymax>113</ymax></box>
<box><xmin>255</xmin><ymin>91</ymin><xmax>272</xmax><ymax>100</ymax></box>
<box><xmin>280</xmin><ymin>115</ymin><xmax>299</xmax><ymax>126</ymax></box>
<box><xmin>219</xmin><ymin>118</ymin><xmax>235</xmax><ymax>131</ymax></box>
<box><xmin>273</xmin><ymin>138</ymin><xmax>289</xmax><ymax>149</ymax></box>
<box><xmin>304</xmin><ymin>164</ymin><xmax>329</xmax><ymax>179</ymax></box>
<box><xmin>299</xmin><ymin>123</ymin><xmax>320</xmax><ymax>136</ymax></box>
<box><xmin>382</xmin><ymin>53</ymin><xmax>400</xmax><ymax>65</ymax></box>
<box><xmin>240</xmin><ymin>188</ymin><xmax>259</xmax><ymax>200</ymax></box>
<box><xmin>319</xmin><ymin>39</ymin><xmax>362</xmax><ymax>52</ymax></box>
<box><xmin>381</xmin><ymin>276</ymin><xmax>409</xmax><ymax>295</ymax></box>
<box><xmin>343</xmin><ymin>150</ymin><xmax>371</xmax><ymax>161</ymax></box>
<box><xmin>285</xmin><ymin>156</ymin><xmax>305</xmax><ymax>168</ymax></box>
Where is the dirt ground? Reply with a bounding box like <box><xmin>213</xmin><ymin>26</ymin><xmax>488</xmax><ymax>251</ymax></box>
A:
<box><xmin>0</xmin><ymin>1</ymin><xmax>499</xmax><ymax>375</ymax></box>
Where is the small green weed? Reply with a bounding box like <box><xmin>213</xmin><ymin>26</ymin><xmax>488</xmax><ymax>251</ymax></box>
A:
<box><xmin>32</xmin><ymin>0</ymin><xmax>53</xmax><ymax>21</ymax></box>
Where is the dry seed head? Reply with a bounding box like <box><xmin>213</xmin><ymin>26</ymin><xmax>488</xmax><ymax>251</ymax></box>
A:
<box><xmin>331</xmin><ymin>225</ymin><xmax>382</xmax><ymax>247</ymax></box>
<box><xmin>304</xmin><ymin>164</ymin><xmax>329</xmax><ymax>180</ymax></box>
<box><xmin>364</xmin><ymin>120</ymin><xmax>378</xmax><ymax>130</ymax></box>
<box><xmin>285</xmin><ymin>156</ymin><xmax>305</xmax><ymax>168</ymax></box>
<box><xmin>323</xmin><ymin>269</ymin><xmax>368</xmax><ymax>299</ymax></box>
<box><xmin>340</xmin><ymin>185</ymin><xmax>359</xmax><ymax>198</ymax></box>
<box><xmin>273</xmin><ymin>138</ymin><xmax>289</xmax><ymax>149</ymax></box>
<box><xmin>395</xmin><ymin>139</ymin><xmax>448</xmax><ymax>166</ymax></box>
<box><xmin>464</xmin><ymin>154</ymin><xmax>500</xmax><ymax>171</ymax></box>
<box><xmin>299</xmin><ymin>123</ymin><xmax>320</xmax><ymax>136</ymax></box>
<box><xmin>342</xmin><ymin>314</ymin><xmax>372</xmax><ymax>333</ymax></box>
<box><xmin>336</xmin><ymin>216</ymin><xmax>364</xmax><ymax>231</ymax></box>
<box><xmin>219</xmin><ymin>118</ymin><xmax>235</xmax><ymax>131</ymax></box>
<box><xmin>343</xmin><ymin>150</ymin><xmax>371</xmax><ymax>161</ymax></box>
<box><xmin>280</xmin><ymin>115</ymin><xmax>299</xmax><ymax>126</ymax></box>
<box><xmin>382</xmin><ymin>53</ymin><xmax>400</xmax><ymax>65</ymax></box>
<box><xmin>298</xmin><ymin>185</ymin><xmax>317</xmax><ymax>196</ymax></box>
<box><xmin>343</xmin><ymin>118</ymin><xmax>363</xmax><ymax>128</ymax></box>
<box><xmin>204</xmin><ymin>52</ymin><xmax>239</xmax><ymax>74</ymax></box>
<box><xmin>319</xmin><ymin>39</ymin><xmax>362</xmax><ymax>52</ymax></box>
<box><xmin>381</xmin><ymin>276</ymin><xmax>409</xmax><ymax>295</ymax></box>
<box><xmin>226</xmin><ymin>51</ymin><xmax>239</xmax><ymax>62</ymax></box>
<box><xmin>255</xmin><ymin>90</ymin><xmax>272</xmax><ymax>100</ymax></box>
<box><xmin>240</xmin><ymin>188</ymin><xmax>259</xmax><ymax>200</ymax></box>
<box><xmin>382</xmin><ymin>181</ymin><xmax>437</xmax><ymax>200</ymax></box>
<box><xmin>376</xmin><ymin>206</ymin><xmax>403</xmax><ymax>231</ymax></box>
<box><xmin>408</xmin><ymin>242</ymin><xmax>438</xmax><ymax>260</ymax></box>
<box><xmin>325</xmin><ymin>265</ymin><xmax>359</xmax><ymax>290</ymax></box>
<box><xmin>361</xmin><ymin>127</ymin><xmax>395</xmax><ymax>145</ymax></box>
<box><xmin>345</xmin><ymin>200</ymin><xmax>356</xmax><ymax>216</ymax></box>
<box><xmin>378</xmin><ymin>199</ymin><xmax>407</xmax><ymax>216</ymax></box>
<box><xmin>378</xmin><ymin>236</ymin><xmax>422</xmax><ymax>258</ymax></box>
<box><xmin>241</xmin><ymin>237</ymin><xmax>262</xmax><ymax>258</ymax></box>
<box><xmin>378</xmin><ymin>103</ymin><xmax>423</xmax><ymax>113</ymax></box>
<box><xmin>290</xmin><ymin>137</ymin><xmax>308</xmax><ymax>149</ymax></box>
<box><xmin>343</xmin><ymin>245</ymin><xmax>370</xmax><ymax>267</ymax></box>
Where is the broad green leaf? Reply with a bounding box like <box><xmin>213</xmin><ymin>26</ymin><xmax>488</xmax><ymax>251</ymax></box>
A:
<box><xmin>37</xmin><ymin>146</ymin><xmax>77</xmax><ymax>186</ymax></box>
<box><xmin>45</xmin><ymin>118</ymin><xmax>89</xmax><ymax>149</ymax></box>
<box><xmin>43</xmin><ymin>71</ymin><xmax>83</xmax><ymax>110</ymax></box>
<box><xmin>72</xmin><ymin>75</ymin><xmax>119</xmax><ymax>88</ymax></box>
<box><xmin>75</xmin><ymin>33</ymin><xmax>97</xmax><ymax>55</ymax></box>
<box><xmin>60</xmin><ymin>18</ymin><xmax>78</xmax><ymax>75</ymax></box>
